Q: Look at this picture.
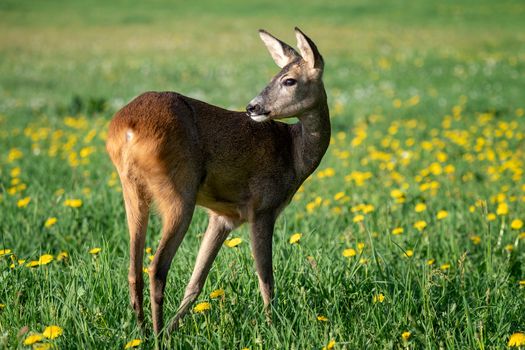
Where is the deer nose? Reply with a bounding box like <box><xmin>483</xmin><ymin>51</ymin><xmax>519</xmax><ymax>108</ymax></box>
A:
<box><xmin>246</xmin><ymin>103</ymin><xmax>263</xmax><ymax>115</ymax></box>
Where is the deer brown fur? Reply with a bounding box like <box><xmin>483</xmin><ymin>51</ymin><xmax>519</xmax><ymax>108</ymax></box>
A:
<box><xmin>106</xmin><ymin>27</ymin><xmax>330</xmax><ymax>335</ymax></box>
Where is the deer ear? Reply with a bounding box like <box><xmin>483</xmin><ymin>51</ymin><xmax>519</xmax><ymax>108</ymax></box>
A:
<box><xmin>259</xmin><ymin>29</ymin><xmax>300</xmax><ymax>68</ymax></box>
<box><xmin>294</xmin><ymin>27</ymin><xmax>324</xmax><ymax>70</ymax></box>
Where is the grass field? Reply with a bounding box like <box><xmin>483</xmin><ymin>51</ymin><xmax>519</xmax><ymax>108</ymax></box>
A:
<box><xmin>1</xmin><ymin>0</ymin><xmax>525</xmax><ymax>348</ymax></box>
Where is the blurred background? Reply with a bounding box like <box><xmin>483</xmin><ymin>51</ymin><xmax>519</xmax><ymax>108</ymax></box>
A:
<box><xmin>2</xmin><ymin>0</ymin><xmax>524</xmax><ymax>122</ymax></box>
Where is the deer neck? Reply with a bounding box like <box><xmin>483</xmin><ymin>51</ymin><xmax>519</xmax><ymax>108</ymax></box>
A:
<box><xmin>292</xmin><ymin>89</ymin><xmax>331</xmax><ymax>180</ymax></box>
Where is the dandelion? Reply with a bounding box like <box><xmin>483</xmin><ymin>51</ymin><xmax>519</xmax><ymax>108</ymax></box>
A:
<box><xmin>24</xmin><ymin>333</ymin><xmax>44</xmax><ymax>345</ymax></box>
<box><xmin>401</xmin><ymin>331</ymin><xmax>411</xmax><ymax>341</ymax></box>
<box><xmin>413</xmin><ymin>220</ymin><xmax>427</xmax><ymax>231</ymax></box>
<box><xmin>404</xmin><ymin>250</ymin><xmax>414</xmax><ymax>258</ymax></box>
<box><xmin>436</xmin><ymin>210</ymin><xmax>448</xmax><ymax>220</ymax></box>
<box><xmin>289</xmin><ymin>233</ymin><xmax>302</xmax><ymax>244</ymax></box>
<box><xmin>414</xmin><ymin>203</ymin><xmax>427</xmax><ymax>212</ymax></box>
<box><xmin>26</xmin><ymin>260</ymin><xmax>40</xmax><ymax>268</ymax></box>
<box><xmin>511</xmin><ymin>219</ymin><xmax>523</xmax><ymax>230</ymax></box>
<box><xmin>224</xmin><ymin>237</ymin><xmax>242</xmax><ymax>248</ymax></box>
<box><xmin>317</xmin><ymin>315</ymin><xmax>329</xmax><ymax>322</ymax></box>
<box><xmin>89</xmin><ymin>248</ymin><xmax>102</xmax><ymax>255</ymax></box>
<box><xmin>440</xmin><ymin>263</ymin><xmax>451</xmax><ymax>271</ymax></box>
<box><xmin>487</xmin><ymin>213</ymin><xmax>496</xmax><ymax>221</ymax></box>
<box><xmin>342</xmin><ymin>248</ymin><xmax>356</xmax><ymax>257</ymax></box>
<box><xmin>34</xmin><ymin>344</ymin><xmax>53</xmax><ymax>350</ymax></box>
<box><xmin>55</xmin><ymin>252</ymin><xmax>68</xmax><ymax>261</ymax></box>
<box><xmin>357</xmin><ymin>242</ymin><xmax>365</xmax><ymax>252</ymax></box>
<box><xmin>322</xmin><ymin>339</ymin><xmax>335</xmax><ymax>350</ymax></box>
<box><xmin>0</xmin><ymin>303</ymin><xmax>5</xmax><ymax>309</ymax></box>
<box><xmin>496</xmin><ymin>202</ymin><xmax>508</xmax><ymax>215</ymax></box>
<box><xmin>469</xmin><ymin>235</ymin><xmax>481</xmax><ymax>245</ymax></box>
<box><xmin>0</xmin><ymin>249</ymin><xmax>12</xmax><ymax>257</ymax></box>
<box><xmin>64</xmin><ymin>199</ymin><xmax>83</xmax><ymax>208</ymax></box>
<box><xmin>193</xmin><ymin>302</ymin><xmax>211</xmax><ymax>313</ymax></box>
<box><xmin>124</xmin><ymin>339</ymin><xmax>142</xmax><ymax>348</ymax></box>
<box><xmin>44</xmin><ymin>217</ymin><xmax>58</xmax><ymax>228</ymax></box>
<box><xmin>353</xmin><ymin>214</ymin><xmax>364</xmax><ymax>223</ymax></box>
<box><xmin>392</xmin><ymin>227</ymin><xmax>403</xmax><ymax>235</ymax></box>
<box><xmin>373</xmin><ymin>293</ymin><xmax>385</xmax><ymax>303</ymax></box>
<box><xmin>7</xmin><ymin>148</ymin><xmax>23</xmax><ymax>162</ymax></box>
<box><xmin>210</xmin><ymin>289</ymin><xmax>225</xmax><ymax>299</ymax></box>
<box><xmin>17</xmin><ymin>196</ymin><xmax>31</xmax><ymax>208</ymax></box>
<box><xmin>427</xmin><ymin>259</ymin><xmax>435</xmax><ymax>265</ymax></box>
<box><xmin>508</xmin><ymin>333</ymin><xmax>525</xmax><ymax>347</ymax></box>
<box><xmin>43</xmin><ymin>325</ymin><xmax>63</xmax><ymax>339</ymax></box>
<box><xmin>38</xmin><ymin>254</ymin><xmax>53</xmax><ymax>265</ymax></box>
<box><xmin>505</xmin><ymin>244</ymin><xmax>513</xmax><ymax>252</ymax></box>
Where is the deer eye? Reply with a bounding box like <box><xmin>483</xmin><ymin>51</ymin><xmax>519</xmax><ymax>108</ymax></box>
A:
<box><xmin>282</xmin><ymin>78</ymin><xmax>297</xmax><ymax>87</ymax></box>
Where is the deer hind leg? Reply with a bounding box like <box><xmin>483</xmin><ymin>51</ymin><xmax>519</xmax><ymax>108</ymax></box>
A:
<box><xmin>120</xmin><ymin>176</ymin><xmax>151</xmax><ymax>327</ymax></box>
<box><xmin>250</xmin><ymin>212</ymin><xmax>276</xmax><ymax>317</ymax></box>
<box><xmin>169</xmin><ymin>212</ymin><xmax>240</xmax><ymax>331</ymax></box>
<box><xmin>147</xmin><ymin>173</ymin><xmax>199</xmax><ymax>336</ymax></box>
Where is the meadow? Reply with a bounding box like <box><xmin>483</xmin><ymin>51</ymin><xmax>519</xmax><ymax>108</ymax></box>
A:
<box><xmin>1</xmin><ymin>0</ymin><xmax>525</xmax><ymax>348</ymax></box>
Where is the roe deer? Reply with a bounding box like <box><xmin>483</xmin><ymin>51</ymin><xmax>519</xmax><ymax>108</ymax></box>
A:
<box><xmin>106</xmin><ymin>27</ymin><xmax>330</xmax><ymax>335</ymax></box>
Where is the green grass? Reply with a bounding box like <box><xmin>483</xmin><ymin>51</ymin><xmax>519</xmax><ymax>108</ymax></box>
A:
<box><xmin>1</xmin><ymin>0</ymin><xmax>525</xmax><ymax>348</ymax></box>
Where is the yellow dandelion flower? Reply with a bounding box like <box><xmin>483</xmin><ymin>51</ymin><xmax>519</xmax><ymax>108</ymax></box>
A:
<box><xmin>440</xmin><ymin>263</ymin><xmax>451</xmax><ymax>271</ymax></box>
<box><xmin>38</xmin><ymin>254</ymin><xmax>53</xmax><ymax>265</ymax></box>
<box><xmin>145</xmin><ymin>247</ymin><xmax>152</xmax><ymax>254</ymax></box>
<box><xmin>487</xmin><ymin>213</ymin><xmax>496</xmax><ymax>221</ymax></box>
<box><xmin>10</xmin><ymin>167</ymin><xmax>21</xmax><ymax>177</ymax></box>
<box><xmin>7</xmin><ymin>148</ymin><xmax>23</xmax><ymax>162</ymax></box>
<box><xmin>26</xmin><ymin>260</ymin><xmax>40</xmax><ymax>268</ymax></box>
<box><xmin>334</xmin><ymin>192</ymin><xmax>345</xmax><ymax>201</ymax></box>
<box><xmin>359</xmin><ymin>258</ymin><xmax>368</xmax><ymax>264</ymax></box>
<box><xmin>343</xmin><ymin>248</ymin><xmax>356</xmax><ymax>257</ymax></box>
<box><xmin>43</xmin><ymin>325</ymin><xmax>63</xmax><ymax>339</ymax></box>
<box><xmin>401</xmin><ymin>331</ymin><xmax>411</xmax><ymax>341</ymax></box>
<box><xmin>210</xmin><ymin>289</ymin><xmax>225</xmax><ymax>299</ymax></box>
<box><xmin>56</xmin><ymin>251</ymin><xmax>68</xmax><ymax>261</ymax></box>
<box><xmin>33</xmin><ymin>344</ymin><xmax>53</xmax><ymax>350</ymax></box>
<box><xmin>413</xmin><ymin>220</ymin><xmax>427</xmax><ymax>231</ymax></box>
<box><xmin>322</xmin><ymin>339</ymin><xmax>336</xmax><ymax>350</ymax></box>
<box><xmin>404</xmin><ymin>250</ymin><xmax>414</xmax><ymax>258</ymax></box>
<box><xmin>17</xmin><ymin>196</ymin><xmax>31</xmax><ymax>208</ymax></box>
<box><xmin>505</xmin><ymin>244</ymin><xmax>513</xmax><ymax>252</ymax></box>
<box><xmin>193</xmin><ymin>302</ymin><xmax>211</xmax><ymax>313</ymax></box>
<box><xmin>317</xmin><ymin>315</ymin><xmax>329</xmax><ymax>322</ymax></box>
<box><xmin>414</xmin><ymin>203</ymin><xmax>427</xmax><ymax>212</ymax></box>
<box><xmin>64</xmin><ymin>199</ymin><xmax>83</xmax><ymax>208</ymax></box>
<box><xmin>89</xmin><ymin>247</ymin><xmax>101</xmax><ymax>255</ymax></box>
<box><xmin>427</xmin><ymin>259</ymin><xmax>435</xmax><ymax>266</ymax></box>
<box><xmin>496</xmin><ymin>202</ymin><xmax>508</xmax><ymax>216</ymax></box>
<box><xmin>289</xmin><ymin>233</ymin><xmax>302</xmax><ymax>244</ymax></box>
<box><xmin>0</xmin><ymin>303</ymin><xmax>5</xmax><ymax>309</ymax></box>
<box><xmin>224</xmin><ymin>237</ymin><xmax>242</xmax><ymax>248</ymax></box>
<box><xmin>511</xmin><ymin>219</ymin><xmax>523</xmax><ymax>230</ymax></box>
<box><xmin>44</xmin><ymin>217</ymin><xmax>58</xmax><ymax>228</ymax></box>
<box><xmin>124</xmin><ymin>339</ymin><xmax>142</xmax><ymax>349</ymax></box>
<box><xmin>0</xmin><ymin>249</ymin><xmax>12</xmax><ymax>257</ymax></box>
<box><xmin>390</xmin><ymin>189</ymin><xmax>404</xmax><ymax>198</ymax></box>
<box><xmin>518</xmin><ymin>280</ymin><xmax>525</xmax><ymax>287</ymax></box>
<box><xmin>353</xmin><ymin>214</ymin><xmax>364</xmax><ymax>223</ymax></box>
<box><xmin>470</xmin><ymin>235</ymin><xmax>481</xmax><ymax>245</ymax></box>
<box><xmin>357</xmin><ymin>242</ymin><xmax>365</xmax><ymax>251</ymax></box>
<box><xmin>392</xmin><ymin>227</ymin><xmax>404</xmax><ymax>235</ymax></box>
<box><xmin>24</xmin><ymin>333</ymin><xmax>44</xmax><ymax>345</ymax></box>
<box><xmin>436</xmin><ymin>210</ymin><xmax>448</xmax><ymax>220</ymax></box>
<box><xmin>373</xmin><ymin>293</ymin><xmax>385</xmax><ymax>303</ymax></box>
<box><xmin>508</xmin><ymin>333</ymin><xmax>525</xmax><ymax>347</ymax></box>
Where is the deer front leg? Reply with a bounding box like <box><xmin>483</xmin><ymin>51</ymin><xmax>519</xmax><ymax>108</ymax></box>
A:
<box><xmin>250</xmin><ymin>213</ymin><xmax>276</xmax><ymax>316</ymax></box>
<box><xmin>169</xmin><ymin>213</ymin><xmax>237</xmax><ymax>332</ymax></box>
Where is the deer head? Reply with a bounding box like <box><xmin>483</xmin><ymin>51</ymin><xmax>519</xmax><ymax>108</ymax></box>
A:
<box><xmin>246</xmin><ymin>27</ymin><xmax>325</xmax><ymax>122</ymax></box>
